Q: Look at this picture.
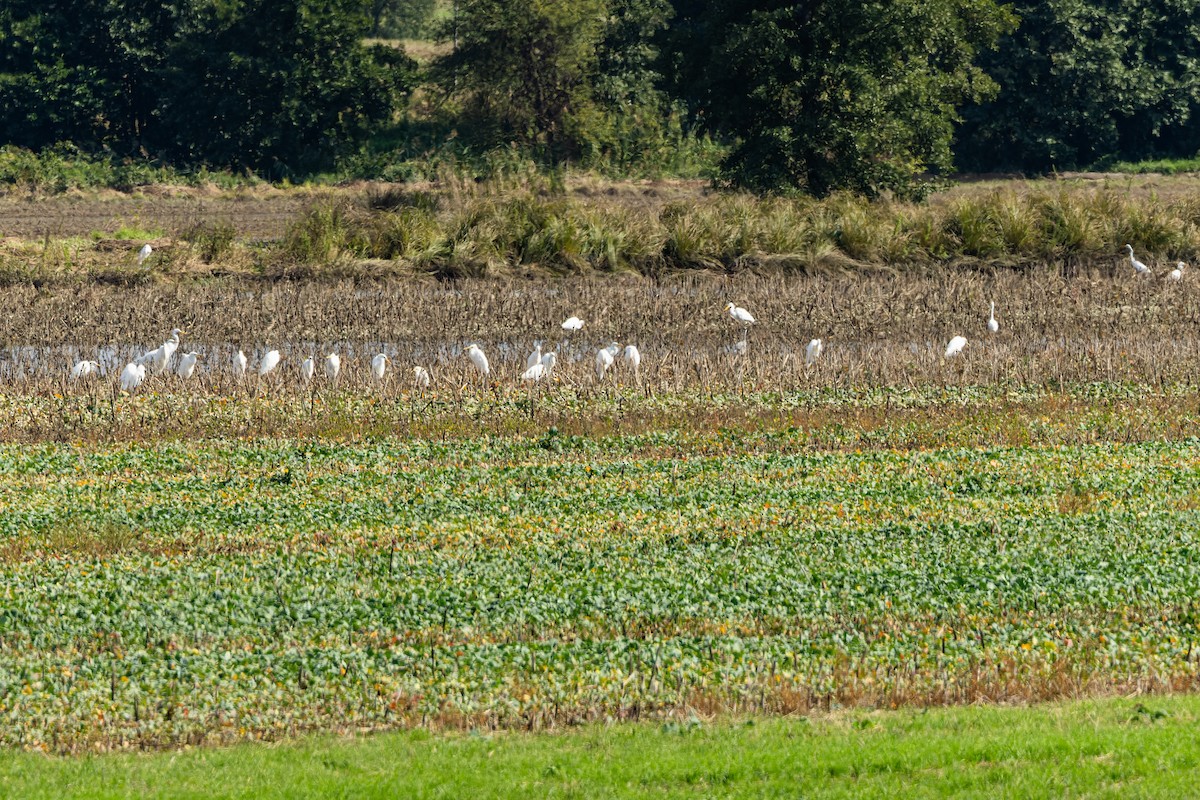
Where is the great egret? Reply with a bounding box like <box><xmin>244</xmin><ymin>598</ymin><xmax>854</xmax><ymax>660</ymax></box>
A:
<box><xmin>259</xmin><ymin>350</ymin><xmax>282</xmax><ymax>376</ymax></box>
<box><xmin>541</xmin><ymin>351</ymin><xmax>557</xmax><ymax>375</ymax></box>
<box><xmin>1170</xmin><ymin>262</ymin><xmax>1185</xmax><ymax>282</ymax></box>
<box><xmin>988</xmin><ymin>301</ymin><xmax>999</xmax><ymax>334</ymax></box>
<box><xmin>526</xmin><ymin>341</ymin><xmax>543</xmax><ymax>370</ymax></box>
<box><xmin>141</xmin><ymin>328</ymin><xmax>184</xmax><ymax>375</ymax></box>
<box><xmin>137</xmin><ymin>244</ymin><xmax>153</xmax><ymax>266</ymax></box>
<box><xmin>1125</xmin><ymin>244</ymin><xmax>1150</xmax><ymax>276</ymax></box>
<box><xmin>623</xmin><ymin>345</ymin><xmax>641</xmax><ymax>370</ymax></box>
<box><xmin>413</xmin><ymin>366</ymin><xmax>431</xmax><ymax>388</ymax></box>
<box><xmin>324</xmin><ymin>353</ymin><xmax>341</xmax><ymax>382</ymax></box>
<box><xmin>805</xmin><ymin>338</ymin><xmax>823</xmax><ymax>365</ymax></box>
<box><xmin>300</xmin><ymin>356</ymin><xmax>315</xmax><ymax>383</ymax></box>
<box><xmin>596</xmin><ymin>342</ymin><xmax>620</xmax><ymax>380</ymax></box>
<box><xmin>562</xmin><ymin>316</ymin><xmax>584</xmax><ymax>332</ymax></box>
<box><xmin>371</xmin><ymin>353</ymin><xmax>389</xmax><ymax>383</ymax></box>
<box><xmin>945</xmin><ymin>335</ymin><xmax>968</xmax><ymax>358</ymax></box>
<box><xmin>119</xmin><ymin>362</ymin><xmax>146</xmax><ymax>391</ymax></box>
<box><xmin>71</xmin><ymin>360</ymin><xmax>100</xmax><ymax>380</ymax></box>
<box><xmin>176</xmin><ymin>352</ymin><xmax>200</xmax><ymax>379</ymax></box>
<box><xmin>465</xmin><ymin>344</ymin><xmax>490</xmax><ymax>376</ymax></box>
<box><xmin>726</xmin><ymin>302</ymin><xmax>756</xmax><ymax>325</ymax></box>
<box><xmin>234</xmin><ymin>350</ymin><xmax>248</xmax><ymax>378</ymax></box>
<box><xmin>521</xmin><ymin>361</ymin><xmax>545</xmax><ymax>382</ymax></box>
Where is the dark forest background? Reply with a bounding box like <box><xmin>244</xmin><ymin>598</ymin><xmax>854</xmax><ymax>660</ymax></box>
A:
<box><xmin>2</xmin><ymin>0</ymin><xmax>1198</xmax><ymax>196</ymax></box>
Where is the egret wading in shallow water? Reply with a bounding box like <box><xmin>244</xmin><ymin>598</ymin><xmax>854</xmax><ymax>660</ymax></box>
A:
<box><xmin>71</xmin><ymin>360</ymin><xmax>100</xmax><ymax>380</ymax></box>
<box><xmin>1170</xmin><ymin>262</ymin><xmax>1186</xmax><ymax>282</ymax></box>
<box><xmin>371</xmin><ymin>353</ymin><xmax>389</xmax><ymax>383</ymax></box>
<box><xmin>137</xmin><ymin>243</ymin><xmax>153</xmax><ymax>266</ymax></box>
<box><xmin>259</xmin><ymin>350</ymin><xmax>281</xmax><ymax>377</ymax></box>
<box><xmin>141</xmin><ymin>328</ymin><xmax>184</xmax><ymax>375</ymax></box>
<box><xmin>805</xmin><ymin>339</ymin><xmax>823</xmax><ymax>365</ymax></box>
<box><xmin>413</xmin><ymin>366</ymin><xmax>431</xmax><ymax>388</ymax></box>
<box><xmin>945</xmin><ymin>335</ymin><xmax>968</xmax><ymax>358</ymax></box>
<box><xmin>465</xmin><ymin>344</ymin><xmax>490</xmax><ymax>378</ymax></box>
<box><xmin>526</xmin><ymin>341</ymin><xmax>543</xmax><ymax>370</ymax></box>
<box><xmin>324</xmin><ymin>353</ymin><xmax>341</xmax><ymax>383</ymax></box>
<box><xmin>300</xmin><ymin>356</ymin><xmax>315</xmax><ymax>384</ymax></box>
<box><xmin>595</xmin><ymin>342</ymin><xmax>620</xmax><ymax>381</ymax></box>
<box><xmin>119</xmin><ymin>362</ymin><xmax>146</xmax><ymax>392</ymax></box>
<box><xmin>521</xmin><ymin>360</ymin><xmax>546</xmax><ymax>383</ymax></box>
<box><xmin>1126</xmin><ymin>244</ymin><xmax>1150</xmax><ymax>277</ymax></box>
<box><xmin>623</xmin><ymin>344</ymin><xmax>641</xmax><ymax>372</ymax></box>
<box><xmin>176</xmin><ymin>352</ymin><xmax>200</xmax><ymax>379</ymax></box>
<box><xmin>988</xmin><ymin>302</ymin><xmax>999</xmax><ymax>334</ymax></box>
<box><xmin>234</xmin><ymin>350</ymin><xmax>248</xmax><ymax>378</ymax></box>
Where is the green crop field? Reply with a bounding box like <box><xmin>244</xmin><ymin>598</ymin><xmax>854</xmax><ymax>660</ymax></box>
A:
<box><xmin>2</xmin><ymin>419</ymin><xmax>1199</xmax><ymax>753</ymax></box>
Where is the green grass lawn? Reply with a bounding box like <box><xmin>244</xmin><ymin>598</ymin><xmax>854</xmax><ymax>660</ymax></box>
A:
<box><xmin>3</xmin><ymin>696</ymin><xmax>1198</xmax><ymax>798</ymax></box>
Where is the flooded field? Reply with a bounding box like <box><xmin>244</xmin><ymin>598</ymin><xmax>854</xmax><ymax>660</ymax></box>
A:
<box><xmin>0</xmin><ymin>269</ymin><xmax>1195</xmax><ymax>391</ymax></box>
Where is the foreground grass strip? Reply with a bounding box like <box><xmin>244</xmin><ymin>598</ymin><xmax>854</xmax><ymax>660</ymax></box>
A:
<box><xmin>3</xmin><ymin>697</ymin><xmax>1200</xmax><ymax>798</ymax></box>
<box><xmin>2</xmin><ymin>433</ymin><xmax>1200</xmax><ymax>749</ymax></box>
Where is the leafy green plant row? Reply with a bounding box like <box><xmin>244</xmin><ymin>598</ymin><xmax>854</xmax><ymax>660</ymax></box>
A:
<box><xmin>2</xmin><ymin>435</ymin><xmax>1200</xmax><ymax>749</ymax></box>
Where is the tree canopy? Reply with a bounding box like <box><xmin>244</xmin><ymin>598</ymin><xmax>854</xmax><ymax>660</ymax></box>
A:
<box><xmin>0</xmin><ymin>0</ymin><xmax>416</xmax><ymax>175</ymax></box>
<box><xmin>661</xmin><ymin>0</ymin><xmax>1017</xmax><ymax>197</ymax></box>
<box><xmin>2</xmin><ymin>0</ymin><xmax>1199</xmax><ymax>193</ymax></box>
<box><xmin>955</xmin><ymin>0</ymin><xmax>1200</xmax><ymax>172</ymax></box>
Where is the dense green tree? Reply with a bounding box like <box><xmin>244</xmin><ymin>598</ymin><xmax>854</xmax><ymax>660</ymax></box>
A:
<box><xmin>160</xmin><ymin>0</ymin><xmax>416</xmax><ymax>174</ymax></box>
<box><xmin>368</xmin><ymin>0</ymin><xmax>437</xmax><ymax>39</ymax></box>
<box><xmin>661</xmin><ymin>0</ymin><xmax>1016</xmax><ymax>197</ymax></box>
<box><xmin>0</xmin><ymin>0</ymin><xmax>415</xmax><ymax>174</ymax></box>
<box><xmin>431</xmin><ymin>0</ymin><xmax>672</xmax><ymax>164</ymax></box>
<box><xmin>956</xmin><ymin>0</ymin><xmax>1200</xmax><ymax>172</ymax></box>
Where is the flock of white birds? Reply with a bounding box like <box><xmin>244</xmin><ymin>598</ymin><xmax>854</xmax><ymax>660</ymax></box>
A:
<box><xmin>69</xmin><ymin>243</ymin><xmax>1184</xmax><ymax>392</ymax></box>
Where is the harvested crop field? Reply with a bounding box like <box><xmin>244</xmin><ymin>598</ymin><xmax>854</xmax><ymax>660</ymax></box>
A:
<box><xmin>1</xmin><ymin>178</ymin><xmax>1200</xmax><ymax>757</ymax></box>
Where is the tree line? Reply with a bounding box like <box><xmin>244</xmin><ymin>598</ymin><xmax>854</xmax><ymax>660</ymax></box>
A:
<box><xmin>1</xmin><ymin>0</ymin><xmax>1198</xmax><ymax>196</ymax></box>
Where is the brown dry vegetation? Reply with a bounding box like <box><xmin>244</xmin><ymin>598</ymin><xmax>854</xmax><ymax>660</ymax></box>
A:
<box><xmin>3</xmin><ymin>172</ymin><xmax>1200</xmax><ymax>284</ymax></box>
<box><xmin>0</xmin><ymin>268</ymin><xmax>1194</xmax><ymax>443</ymax></box>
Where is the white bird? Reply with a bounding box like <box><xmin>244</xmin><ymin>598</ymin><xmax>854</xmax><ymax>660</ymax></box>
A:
<box><xmin>1126</xmin><ymin>244</ymin><xmax>1150</xmax><ymax>276</ymax></box>
<box><xmin>945</xmin><ymin>335</ymin><xmax>968</xmax><ymax>358</ymax></box>
<box><xmin>726</xmin><ymin>302</ymin><xmax>756</xmax><ymax>325</ymax></box>
<box><xmin>141</xmin><ymin>328</ymin><xmax>184</xmax><ymax>375</ymax></box>
<box><xmin>70</xmin><ymin>360</ymin><xmax>100</xmax><ymax>380</ymax></box>
<box><xmin>259</xmin><ymin>350</ymin><xmax>282</xmax><ymax>376</ymax></box>
<box><xmin>234</xmin><ymin>350</ymin><xmax>248</xmax><ymax>378</ymax></box>
<box><xmin>300</xmin><ymin>356</ymin><xmax>315</xmax><ymax>383</ymax></box>
<box><xmin>1169</xmin><ymin>261</ymin><xmax>1185</xmax><ymax>282</ymax></box>
<box><xmin>805</xmin><ymin>338</ymin><xmax>823</xmax><ymax>365</ymax></box>
<box><xmin>595</xmin><ymin>342</ymin><xmax>620</xmax><ymax>380</ymax></box>
<box><xmin>987</xmin><ymin>301</ymin><xmax>999</xmax><ymax>334</ymax></box>
<box><xmin>324</xmin><ymin>353</ymin><xmax>341</xmax><ymax>382</ymax></box>
<box><xmin>465</xmin><ymin>344</ymin><xmax>490</xmax><ymax>377</ymax></box>
<box><xmin>561</xmin><ymin>316</ymin><xmax>584</xmax><ymax>332</ymax></box>
<box><xmin>526</xmin><ymin>341</ymin><xmax>543</xmax><ymax>370</ymax></box>
<box><xmin>119</xmin><ymin>362</ymin><xmax>146</xmax><ymax>392</ymax></box>
<box><xmin>541</xmin><ymin>351</ymin><xmax>557</xmax><ymax>375</ymax></box>
<box><xmin>521</xmin><ymin>362</ymin><xmax>546</xmax><ymax>382</ymax></box>
<box><xmin>371</xmin><ymin>353</ymin><xmax>389</xmax><ymax>383</ymax></box>
<box><xmin>413</xmin><ymin>366</ymin><xmax>431</xmax><ymax>388</ymax></box>
<box><xmin>137</xmin><ymin>244</ymin><xmax>153</xmax><ymax>266</ymax></box>
<box><xmin>175</xmin><ymin>352</ymin><xmax>200</xmax><ymax>379</ymax></box>
<box><xmin>623</xmin><ymin>345</ymin><xmax>641</xmax><ymax>371</ymax></box>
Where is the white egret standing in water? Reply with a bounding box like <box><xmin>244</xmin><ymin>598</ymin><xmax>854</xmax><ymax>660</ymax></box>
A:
<box><xmin>71</xmin><ymin>360</ymin><xmax>100</xmax><ymax>380</ymax></box>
